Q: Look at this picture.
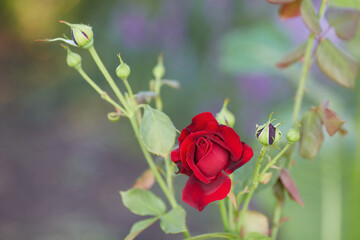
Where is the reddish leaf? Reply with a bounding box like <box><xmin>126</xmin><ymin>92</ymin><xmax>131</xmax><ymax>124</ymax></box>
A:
<box><xmin>279</xmin><ymin>169</ymin><xmax>304</xmax><ymax>206</ymax></box>
<box><xmin>299</xmin><ymin>110</ymin><xmax>324</xmax><ymax>160</ymax></box>
<box><xmin>301</xmin><ymin>0</ymin><xmax>322</xmax><ymax>34</ymax></box>
<box><xmin>277</xmin><ymin>41</ymin><xmax>307</xmax><ymax>68</ymax></box>
<box><xmin>241</xmin><ymin>210</ymin><xmax>270</xmax><ymax>237</ymax></box>
<box><xmin>316</xmin><ymin>39</ymin><xmax>359</xmax><ymax>89</ymax></box>
<box><xmin>319</xmin><ymin>107</ymin><xmax>346</xmax><ymax>136</ymax></box>
<box><xmin>279</xmin><ymin>0</ymin><xmax>302</xmax><ymax>19</ymax></box>
<box><xmin>132</xmin><ymin>169</ymin><xmax>155</xmax><ymax>190</ymax></box>
<box><xmin>267</xmin><ymin>0</ymin><xmax>296</xmax><ymax>4</ymax></box>
<box><xmin>325</xmin><ymin>7</ymin><xmax>360</xmax><ymax>40</ymax></box>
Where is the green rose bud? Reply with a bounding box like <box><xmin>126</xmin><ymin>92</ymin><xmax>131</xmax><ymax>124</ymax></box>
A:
<box><xmin>62</xmin><ymin>45</ymin><xmax>81</xmax><ymax>69</ymax></box>
<box><xmin>60</xmin><ymin>21</ymin><xmax>94</xmax><ymax>48</ymax></box>
<box><xmin>153</xmin><ymin>54</ymin><xmax>165</xmax><ymax>80</ymax></box>
<box><xmin>286</xmin><ymin>122</ymin><xmax>300</xmax><ymax>143</ymax></box>
<box><xmin>116</xmin><ymin>54</ymin><xmax>131</xmax><ymax>80</ymax></box>
<box><xmin>256</xmin><ymin>114</ymin><xmax>283</xmax><ymax>146</ymax></box>
<box><xmin>216</xmin><ymin>98</ymin><xmax>235</xmax><ymax>127</ymax></box>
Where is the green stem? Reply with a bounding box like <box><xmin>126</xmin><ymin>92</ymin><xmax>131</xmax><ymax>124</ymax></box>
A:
<box><xmin>219</xmin><ymin>200</ymin><xmax>230</xmax><ymax>232</ymax></box>
<box><xmin>260</xmin><ymin>143</ymin><xmax>292</xmax><ymax>177</ymax></box>
<box><xmin>164</xmin><ymin>154</ymin><xmax>174</xmax><ymax>194</ymax></box>
<box><xmin>128</xmin><ymin>116</ymin><xmax>177</xmax><ymax>208</ymax></box>
<box><xmin>228</xmin><ymin>175</ymin><xmax>235</xmax><ymax>231</ymax></box>
<box><xmin>291</xmin><ymin>35</ymin><xmax>316</xmax><ymax>125</ymax></box>
<box><xmin>154</xmin><ymin>78</ymin><xmax>163</xmax><ymax>111</ymax></box>
<box><xmin>184</xmin><ymin>232</ymin><xmax>239</xmax><ymax>240</ymax></box>
<box><xmin>76</xmin><ymin>67</ymin><xmax>128</xmax><ymax>114</ymax></box>
<box><xmin>88</xmin><ymin>46</ymin><xmax>129</xmax><ymax>111</ymax></box>
<box><xmin>236</xmin><ymin>146</ymin><xmax>268</xmax><ymax>232</ymax></box>
<box><xmin>273</xmin><ymin>0</ymin><xmax>328</xmax><ymax>238</ymax></box>
<box><xmin>271</xmin><ymin>201</ymin><xmax>282</xmax><ymax>239</ymax></box>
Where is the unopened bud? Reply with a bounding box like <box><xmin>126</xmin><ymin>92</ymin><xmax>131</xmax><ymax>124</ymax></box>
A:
<box><xmin>116</xmin><ymin>54</ymin><xmax>131</xmax><ymax>80</ymax></box>
<box><xmin>62</xmin><ymin>45</ymin><xmax>81</xmax><ymax>69</ymax></box>
<box><xmin>216</xmin><ymin>98</ymin><xmax>235</xmax><ymax>127</ymax></box>
<box><xmin>256</xmin><ymin>113</ymin><xmax>283</xmax><ymax>146</ymax></box>
<box><xmin>60</xmin><ymin>21</ymin><xmax>94</xmax><ymax>48</ymax></box>
<box><xmin>286</xmin><ymin>122</ymin><xmax>300</xmax><ymax>143</ymax></box>
<box><xmin>153</xmin><ymin>54</ymin><xmax>165</xmax><ymax>80</ymax></box>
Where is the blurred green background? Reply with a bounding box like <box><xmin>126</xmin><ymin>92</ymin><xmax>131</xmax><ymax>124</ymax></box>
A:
<box><xmin>1</xmin><ymin>0</ymin><xmax>359</xmax><ymax>239</ymax></box>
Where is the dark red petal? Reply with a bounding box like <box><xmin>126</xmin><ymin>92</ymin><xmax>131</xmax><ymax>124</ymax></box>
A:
<box><xmin>179</xmin><ymin>131</ymin><xmax>212</xmax><ymax>172</ymax></box>
<box><xmin>171</xmin><ymin>148</ymin><xmax>191</xmax><ymax>175</ymax></box>
<box><xmin>187</xmin><ymin>112</ymin><xmax>218</xmax><ymax>133</ymax></box>
<box><xmin>186</xmin><ymin>142</ymin><xmax>211</xmax><ymax>183</ymax></box>
<box><xmin>217</xmin><ymin>125</ymin><xmax>243</xmax><ymax>160</ymax></box>
<box><xmin>224</xmin><ymin>142</ymin><xmax>254</xmax><ymax>174</ymax></box>
<box><xmin>182</xmin><ymin>173</ymin><xmax>231</xmax><ymax>211</ymax></box>
<box><xmin>178</xmin><ymin>128</ymin><xmax>191</xmax><ymax>145</ymax></box>
<box><xmin>196</xmin><ymin>142</ymin><xmax>229</xmax><ymax>179</ymax></box>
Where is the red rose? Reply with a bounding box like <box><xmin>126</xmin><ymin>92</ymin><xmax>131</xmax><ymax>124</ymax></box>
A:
<box><xmin>171</xmin><ymin>112</ymin><xmax>253</xmax><ymax>211</ymax></box>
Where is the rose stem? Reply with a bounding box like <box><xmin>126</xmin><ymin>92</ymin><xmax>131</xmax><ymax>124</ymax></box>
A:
<box><xmin>76</xmin><ymin>67</ymin><xmax>128</xmax><ymax>115</ymax></box>
<box><xmin>271</xmin><ymin>0</ymin><xmax>328</xmax><ymax>238</ymax></box>
<box><xmin>235</xmin><ymin>146</ymin><xmax>268</xmax><ymax>232</ymax></box>
<box><xmin>86</xmin><ymin>47</ymin><xmax>191</xmax><ymax>237</ymax></box>
<box><xmin>219</xmin><ymin>199</ymin><xmax>230</xmax><ymax>232</ymax></box>
<box><xmin>227</xmin><ymin>175</ymin><xmax>235</xmax><ymax>231</ymax></box>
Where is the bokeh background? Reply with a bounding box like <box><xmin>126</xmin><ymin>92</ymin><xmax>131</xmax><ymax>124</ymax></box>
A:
<box><xmin>1</xmin><ymin>0</ymin><xmax>360</xmax><ymax>239</ymax></box>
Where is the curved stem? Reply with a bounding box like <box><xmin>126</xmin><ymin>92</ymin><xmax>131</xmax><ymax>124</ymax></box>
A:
<box><xmin>228</xmin><ymin>175</ymin><xmax>235</xmax><ymax>231</ymax></box>
<box><xmin>236</xmin><ymin>146</ymin><xmax>268</xmax><ymax>232</ymax></box>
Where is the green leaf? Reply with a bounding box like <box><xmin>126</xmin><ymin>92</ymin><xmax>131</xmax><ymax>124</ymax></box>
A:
<box><xmin>277</xmin><ymin>41</ymin><xmax>307</xmax><ymax>69</ymax></box>
<box><xmin>300</xmin><ymin>0</ymin><xmax>322</xmax><ymax>34</ymax></box>
<box><xmin>243</xmin><ymin>232</ymin><xmax>272</xmax><ymax>240</ymax></box>
<box><xmin>325</xmin><ymin>7</ymin><xmax>360</xmax><ymax>40</ymax></box>
<box><xmin>159</xmin><ymin>206</ymin><xmax>186</xmax><ymax>234</ymax></box>
<box><xmin>299</xmin><ymin>110</ymin><xmax>324</xmax><ymax>160</ymax></box>
<box><xmin>124</xmin><ymin>217</ymin><xmax>159</xmax><ymax>240</ymax></box>
<box><xmin>184</xmin><ymin>232</ymin><xmax>239</xmax><ymax>240</ymax></box>
<box><xmin>316</xmin><ymin>39</ymin><xmax>359</xmax><ymax>89</ymax></box>
<box><xmin>241</xmin><ymin>211</ymin><xmax>270</xmax><ymax>237</ymax></box>
<box><xmin>140</xmin><ymin>105</ymin><xmax>176</xmax><ymax>156</ymax></box>
<box><xmin>120</xmin><ymin>188</ymin><xmax>167</xmax><ymax>216</ymax></box>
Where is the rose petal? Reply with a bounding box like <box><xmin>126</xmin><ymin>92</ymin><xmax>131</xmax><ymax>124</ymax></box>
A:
<box><xmin>182</xmin><ymin>173</ymin><xmax>231</xmax><ymax>211</ymax></box>
<box><xmin>186</xmin><ymin>142</ymin><xmax>211</xmax><ymax>183</ymax></box>
<box><xmin>217</xmin><ymin>125</ymin><xmax>243</xmax><ymax>160</ymax></box>
<box><xmin>224</xmin><ymin>142</ymin><xmax>254</xmax><ymax>174</ymax></box>
<box><xmin>187</xmin><ymin>112</ymin><xmax>218</xmax><ymax>132</ymax></box>
<box><xmin>195</xmin><ymin>137</ymin><xmax>212</xmax><ymax>163</ymax></box>
<box><xmin>171</xmin><ymin>148</ymin><xmax>191</xmax><ymax>175</ymax></box>
<box><xmin>196</xmin><ymin>142</ymin><xmax>229</xmax><ymax>179</ymax></box>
